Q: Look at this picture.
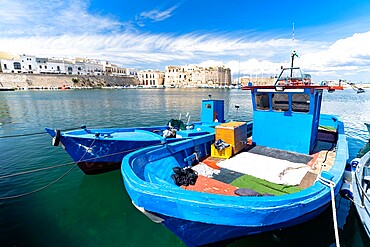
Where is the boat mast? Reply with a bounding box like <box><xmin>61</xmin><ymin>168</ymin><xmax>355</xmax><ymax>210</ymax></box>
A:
<box><xmin>290</xmin><ymin>23</ymin><xmax>295</xmax><ymax>78</ymax></box>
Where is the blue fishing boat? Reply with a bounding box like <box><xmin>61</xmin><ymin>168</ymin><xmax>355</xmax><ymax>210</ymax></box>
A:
<box><xmin>121</xmin><ymin>63</ymin><xmax>348</xmax><ymax>246</ymax></box>
<box><xmin>45</xmin><ymin>99</ymin><xmax>225</xmax><ymax>175</ymax></box>
<box><xmin>351</xmin><ymin>149</ymin><xmax>370</xmax><ymax>239</ymax></box>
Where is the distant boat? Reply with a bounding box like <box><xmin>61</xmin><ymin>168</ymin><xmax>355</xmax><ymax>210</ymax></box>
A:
<box><xmin>45</xmin><ymin>99</ymin><xmax>225</xmax><ymax>175</ymax></box>
<box><xmin>121</xmin><ymin>63</ymin><xmax>348</xmax><ymax>246</ymax></box>
<box><xmin>0</xmin><ymin>87</ymin><xmax>15</xmax><ymax>91</ymax></box>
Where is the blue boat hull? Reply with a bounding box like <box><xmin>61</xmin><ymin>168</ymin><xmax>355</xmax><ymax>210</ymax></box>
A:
<box><xmin>155</xmin><ymin>202</ymin><xmax>330</xmax><ymax>246</ymax></box>
<box><xmin>45</xmin><ymin>125</ymin><xmax>216</xmax><ymax>175</ymax></box>
<box><xmin>121</xmin><ymin>118</ymin><xmax>347</xmax><ymax>246</ymax></box>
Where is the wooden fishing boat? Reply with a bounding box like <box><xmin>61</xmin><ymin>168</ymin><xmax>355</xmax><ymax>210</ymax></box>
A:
<box><xmin>45</xmin><ymin>99</ymin><xmax>225</xmax><ymax>175</ymax></box>
<box><xmin>121</xmin><ymin>65</ymin><xmax>348</xmax><ymax>246</ymax></box>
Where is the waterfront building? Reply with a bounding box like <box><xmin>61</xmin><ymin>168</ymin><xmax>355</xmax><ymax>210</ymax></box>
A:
<box><xmin>240</xmin><ymin>76</ymin><xmax>275</xmax><ymax>86</ymax></box>
<box><xmin>0</xmin><ymin>52</ymin><xmax>21</xmax><ymax>73</ymax></box>
<box><xmin>139</xmin><ymin>70</ymin><xmax>165</xmax><ymax>87</ymax></box>
<box><xmin>36</xmin><ymin>57</ymin><xmax>66</xmax><ymax>74</ymax></box>
<box><xmin>126</xmin><ymin>68</ymin><xmax>139</xmax><ymax>78</ymax></box>
<box><xmin>165</xmin><ymin>65</ymin><xmax>190</xmax><ymax>88</ymax></box>
<box><xmin>84</xmin><ymin>62</ymin><xmax>104</xmax><ymax>75</ymax></box>
<box><xmin>165</xmin><ymin>64</ymin><xmax>231</xmax><ymax>87</ymax></box>
<box><xmin>20</xmin><ymin>55</ymin><xmax>38</xmax><ymax>74</ymax></box>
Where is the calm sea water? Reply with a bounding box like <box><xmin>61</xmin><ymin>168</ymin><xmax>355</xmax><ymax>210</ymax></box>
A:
<box><xmin>0</xmin><ymin>88</ymin><xmax>370</xmax><ymax>247</ymax></box>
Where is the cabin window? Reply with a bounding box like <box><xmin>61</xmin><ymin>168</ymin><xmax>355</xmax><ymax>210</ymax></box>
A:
<box><xmin>255</xmin><ymin>93</ymin><xmax>270</xmax><ymax>110</ymax></box>
<box><xmin>272</xmin><ymin>94</ymin><xmax>289</xmax><ymax>111</ymax></box>
<box><xmin>292</xmin><ymin>94</ymin><xmax>310</xmax><ymax>113</ymax></box>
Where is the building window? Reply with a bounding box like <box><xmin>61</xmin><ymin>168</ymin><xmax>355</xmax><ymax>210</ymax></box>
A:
<box><xmin>39</xmin><ymin>65</ymin><xmax>42</xmax><ymax>68</ymax></box>
<box><xmin>255</xmin><ymin>93</ymin><xmax>270</xmax><ymax>110</ymax></box>
<box><xmin>28</xmin><ymin>65</ymin><xmax>32</xmax><ymax>70</ymax></box>
<box><xmin>13</xmin><ymin>62</ymin><xmax>21</xmax><ymax>69</ymax></box>
<box><xmin>4</xmin><ymin>64</ymin><xmax>7</xmax><ymax>70</ymax></box>
<box><xmin>45</xmin><ymin>65</ymin><xmax>47</xmax><ymax>69</ymax></box>
<box><xmin>272</xmin><ymin>94</ymin><xmax>289</xmax><ymax>112</ymax></box>
<box><xmin>292</xmin><ymin>94</ymin><xmax>310</xmax><ymax>113</ymax></box>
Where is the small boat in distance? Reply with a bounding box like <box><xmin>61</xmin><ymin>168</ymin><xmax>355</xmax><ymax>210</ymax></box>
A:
<box><xmin>45</xmin><ymin>99</ymin><xmax>225</xmax><ymax>175</ymax></box>
<box><xmin>121</xmin><ymin>61</ymin><xmax>348</xmax><ymax>246</ymax></box>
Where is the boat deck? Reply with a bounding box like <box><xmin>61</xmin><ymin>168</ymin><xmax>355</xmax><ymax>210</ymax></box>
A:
<box><xmin>185</xmin><ymin>138</ymin><xmax>337</xmax><ymax>196</ymax></box>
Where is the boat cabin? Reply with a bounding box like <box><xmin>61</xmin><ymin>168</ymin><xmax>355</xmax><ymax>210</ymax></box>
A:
<box><xmin>243</xmin><ymin>68</ymin><xmax>337</xmax><ymax>155</ymax></box>
<box><xmin>201</xmin><ymin>99</ymin><xmax>224</xmax><ymax>124</ymax></box>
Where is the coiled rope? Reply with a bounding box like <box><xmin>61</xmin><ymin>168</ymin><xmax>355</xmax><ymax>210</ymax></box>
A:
<box><xmin>318</xmin><ymin>175</ymin><xmax>340</xmax><ymax>247</ymax></box>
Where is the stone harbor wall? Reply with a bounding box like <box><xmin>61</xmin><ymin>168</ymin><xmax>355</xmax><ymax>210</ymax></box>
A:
<box><xmin>0</xmin><ymin>74</ymin><xmax>139</xmax><ymax>89</ymax></box>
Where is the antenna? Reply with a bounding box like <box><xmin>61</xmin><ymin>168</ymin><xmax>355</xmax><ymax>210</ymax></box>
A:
<box><xmin>292</xmin><ymin>22</ymin><xmax>295</xmax><ymax>52</ymax></box>
<box><xmin>290</xmin><ymin>23</ymin><xmax>296</xmax><ymax>78</ymax></box>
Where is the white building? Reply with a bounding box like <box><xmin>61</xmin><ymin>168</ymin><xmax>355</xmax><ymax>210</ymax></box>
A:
<box><xmin>139</xmin><ymin>70</ymin><xmax>165</xmax><ymax>87</ymax></box>
<box><xmin>20</xmin><ymin>55</ymin><xmax>38</xmax><ymax>73</ymax></box>
<box><xmin>36</xmin><ymin>57</ymin><xmax>66</xmax><ymax>74</ymax></box>
<box><xmin>0</xmin><ymin>58</ymin><xmax>22</xmax><ymax>73</ymax></box>
<box><xmin>85</xmin><ymin>62</ymin><xmax>104</xmax><ymax>75</ymax></box>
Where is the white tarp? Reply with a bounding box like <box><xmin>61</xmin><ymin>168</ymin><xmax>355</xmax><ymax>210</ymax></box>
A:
<box><xmin>217</xmin><ymin>152</ymin><xmax>310</xmax><ymax>186</ymax></box>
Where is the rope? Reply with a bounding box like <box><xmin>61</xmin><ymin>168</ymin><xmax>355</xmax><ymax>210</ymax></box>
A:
<box><xmin>0</xmin><ymin>139</ymin><xmax>97</xmax><ymax>200</ymax></box>
<box><xmin>318</xmin><ymin>176</ymin><xmax>340</xmax><ymax>247</ymax></box>
<box><xmin>354</xmin><ymin>166</ymin><xmax>370</xmax><ymax>204</ymax></box>
<box><xmin>0</xmin><ymin>131</ymin><xmax>47</xmax><ymax>139</ymax></box>
<box><xmin>0</xmin><ymin>162</ymin><xmax>76</xmax><ymax>179</ymax></box>
<box><xmin>0</xmin><ymin>164</ymin><xmax>77</xmax><ymax>200</ymax></box>
<box><xmin>0</xmin><ymin>126</ymin><xmax>105</xmax><ymax>139</ymax></box>
<box><xmin>0</xmin><ymin>143</ymin><xmax>165</xmax><ymax>180</ymax></box>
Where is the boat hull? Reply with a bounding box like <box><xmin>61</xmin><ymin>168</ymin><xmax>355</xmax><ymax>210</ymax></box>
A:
<box><xmin>45</xmin><ymin>125</ymin><xmax>215</xmax><ymax>175</ymax></box>
<box><xmin>121</xmin><ymin>118</ymin><xmax>347</xmax><ymax>246</ymax></box>
<box><xmin>152</xmin><ymin>202</ymin><xmax>330</xmax><ymax>246</ymax></box>
<box><xmin>352</xmin><ymin>150</ymin><xmax>370</xmax><ymax>238</ymax></box>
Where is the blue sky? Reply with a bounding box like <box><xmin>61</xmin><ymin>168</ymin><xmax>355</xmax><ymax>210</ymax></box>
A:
<box><xmin>1</xmin><ymin>0</ymin><xmax>370</xmax><ymax>82</ymax></box>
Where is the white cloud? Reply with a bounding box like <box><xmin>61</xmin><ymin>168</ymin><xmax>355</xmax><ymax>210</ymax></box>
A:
<box><xmin>138</xmin><ymin>5</ymin><xmax>179</xmax><ymax>22</ymax></box>
<box><xmin>0</xmin><ymin>0</ymin><xmax>122</xmax><ymax>37</ymax></box>
<box><xmin>1</xmin><ymin>0</ymin><xmax>370</xmax><ymax>81</ymax></box>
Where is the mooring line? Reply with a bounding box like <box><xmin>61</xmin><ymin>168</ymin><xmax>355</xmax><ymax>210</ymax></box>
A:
<box><xmin>0</xmin><ymin>139</ymin><xmax>96</xmax><ymax>200</ymax></box>
<box><xmin>0</xmin><ymin>141</ymin><xmax>167</xmax><ymax>200</ymax></box>
<box><xmin>0</xmin><ymin>164</ymin><xmax>77</xmax><ymax>200</ymax></box>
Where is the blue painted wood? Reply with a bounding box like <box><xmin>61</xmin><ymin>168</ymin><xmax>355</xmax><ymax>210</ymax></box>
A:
<box><xmin>45</xmin><ymin>99</ymin><xmax>224</xmax><ymax>175</ymax></box>
<box><xmin>251</xmin><ymin>88</ymin><xmax>322</xmax><ymax>154</ymax></box>
<box><xmin>121</xmin><ymin>116</ymin><xmax>348</xmax><ymax>246</ymax></box>
<box><xmin>201</xmin><ymin>99</ymin><xmax>224</xmax><ymax>123</ymax></box>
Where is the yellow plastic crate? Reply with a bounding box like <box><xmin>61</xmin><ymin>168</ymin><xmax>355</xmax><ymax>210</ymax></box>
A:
<box><xmin>211</xmin><ymin>144</ymin><xmax>232</xmax><ymax>159</ymax></box>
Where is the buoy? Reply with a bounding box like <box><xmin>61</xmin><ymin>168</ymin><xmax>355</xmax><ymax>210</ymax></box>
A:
<box><xmin>52</xmin><ymin>129</ymin><xmax>61</xmax><ymax>146</ymax></box>
<box><xmin>351</xmin><ymin>158</ymin><xmax>361</xmax><ymax>168</ymax></box>
<box><xmin>343</xmin><ymin>163</ymin><xmax>353</xmax><ymax>182</ymax></box>
<box><xmin>340</xmin><ymin>181</ymin><xmax>353</xmax><ymax>200</ymax></box>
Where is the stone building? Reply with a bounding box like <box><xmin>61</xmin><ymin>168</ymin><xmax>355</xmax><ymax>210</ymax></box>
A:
<box><xmin>165</xmin><ymin>64</ymin><xmax>231</xmax><ymax>87</ymax></box>
<box><xmin>139</xmin><ymin>70</ymin><xmax>165</xmax><ymax>87</ymax></box>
